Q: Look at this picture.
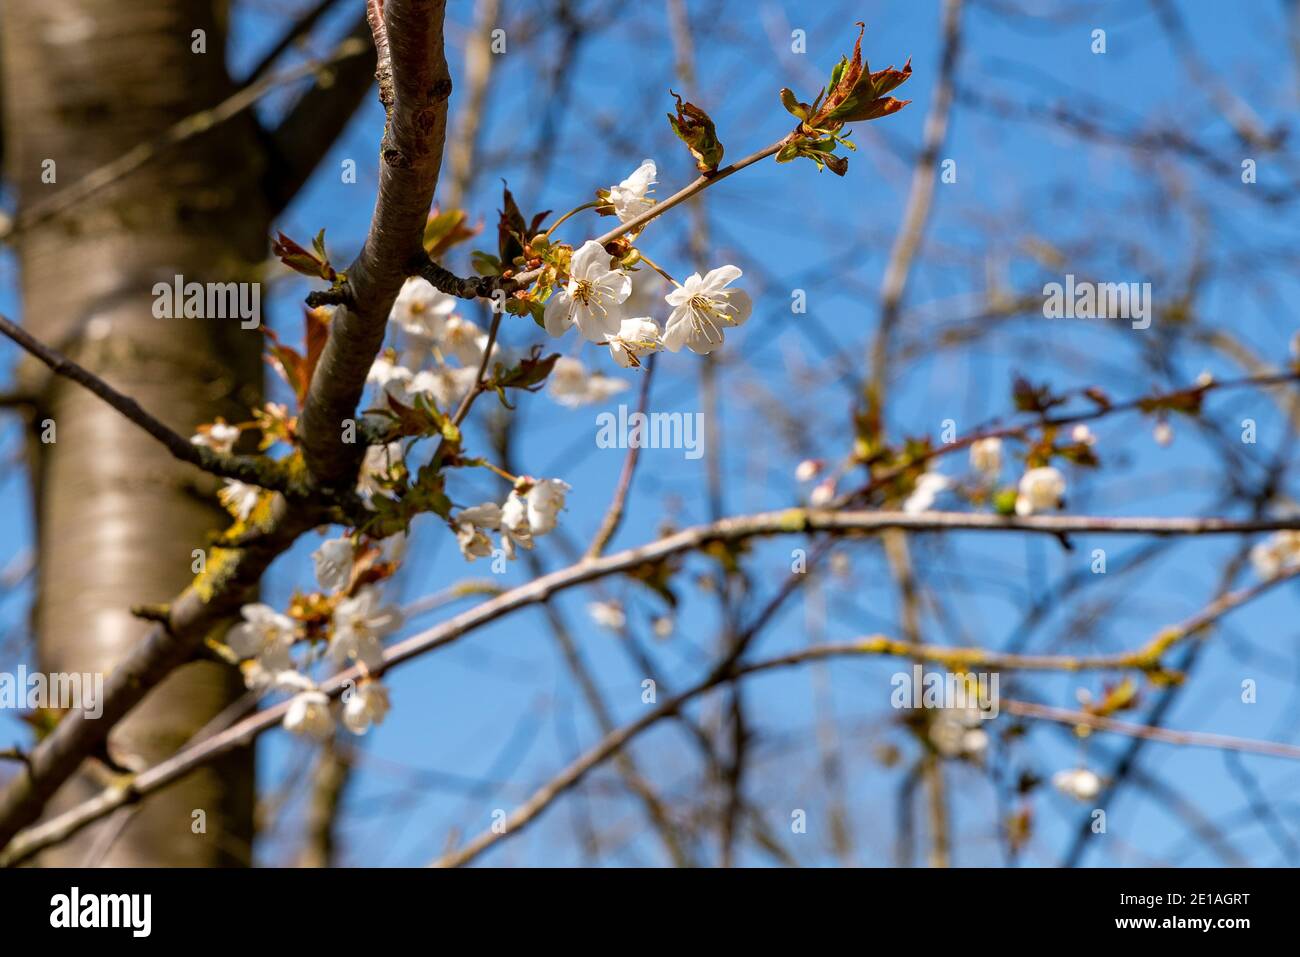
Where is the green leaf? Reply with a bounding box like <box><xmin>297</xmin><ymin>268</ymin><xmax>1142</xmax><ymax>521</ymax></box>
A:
<box><xmin>779</xmin><ymin>88</ymin><xmax>810</xmax><ymax>120</ymax></box>
<box><xmin>471</xmin><ymin>250</ymin><xmax>502</xmax><ymax>276</ymax></box>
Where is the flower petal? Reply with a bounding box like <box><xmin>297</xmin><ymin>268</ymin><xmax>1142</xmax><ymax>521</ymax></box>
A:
<box><xmin>722</xmin><ymin>289</ymin><xmax>752</xmax><ymax>326</ymax></box>
<box><xmin>543</xmin><ymin>293</ymin><xmax>574</xmax><ymax>338</ymax></box>
<box><xmin>701</xmin><ymin>264</ymin><xmax>742</xmax><ymax>292</ymax></box>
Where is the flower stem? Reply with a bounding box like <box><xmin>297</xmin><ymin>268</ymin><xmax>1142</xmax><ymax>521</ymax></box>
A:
<box><xmin>481</xmin><ymin>460</ymin><xmax>517</xmax><ymax>483</ymax></box>
<box><xmin>633</xmin><ymin>251</ymin><xmax>680</xmax><ymax>287</ymax></box>
<box><xmin>542</xmin><ymin>201</ymin><xmax>602</xmax><ymax>240</ymax></box>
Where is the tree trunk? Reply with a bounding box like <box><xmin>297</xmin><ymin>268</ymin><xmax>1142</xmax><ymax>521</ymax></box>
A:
<box><xmin>1</xmin><ymin>0</ymin><xmax>268</xmax><ymax>865</ymax></box>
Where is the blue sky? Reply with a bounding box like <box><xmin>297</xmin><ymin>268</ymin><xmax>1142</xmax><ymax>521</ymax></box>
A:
<box><xmin>3</xmin><ymin>0</ymin><xmax>1300</xmax><ymax>866</ymax></box>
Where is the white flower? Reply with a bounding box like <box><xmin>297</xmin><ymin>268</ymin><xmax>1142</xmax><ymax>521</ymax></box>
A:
<box><xmin>1251</xmin><ymin>530</ymin><xmax>1300</xmax><ymax>579</ymax></box>
<box><xmin>358</xmin><ymin>442</ymin><xmax>404</xmax><ymax>500</ymax></box>
<box><xmin>1071</xmin><ymin>424</ymin><xmax>1096</xmax><ymax>446</ymax></box>
<box><xmin>439</xmin><ymin>316</ymin><xmax>490</xmax><ymax>366</ymax></box>
<box><xmin>312</xmin><ymin>538</ymin><xmax>354</xmax><ymax>593</ymax></box>
<box><xmin>284</xmin><ymin>691</ymin><xmax>333</xmax><ymax>739</ymax></box>
<box><xmin>498</xmin><ymin>492</ymin><xmax>534</xmax><ymax>558</ymax></box>
<box><xmin>547</xmin><ymin>356</ymin><xmax>629</xmax><ymax>408</ymax></box>
<box><xmin>501</xmin><ymin>491</ymin><xmax>529</xmax><ymax>533</ymax></box>
<box><xmin>652</xmin><ymin>615</ymin><xmax>674</xmax><ymax>639</ymax></box>
<box><xmin>1014</xmin><ymin>466</ymin><xmax>1065</xmax><ymax>516</ymax></box>
<box><xmin>1154</xmin><ymin>421</ymin><xmax>1174</xmax><ymax>447</ymax></box>
<box><xmin>544</xmin><ymin>240</ymin><xmax>631</xmax><ymax>342</ymax></box>
<box><xmin>342</xmin><ymin>681</ymin><xmax>391</xmax><ymax>735</ymax></box>
<box><xmin>191</xmin><ymin>421</ymin><xmax>241</xmax><ymax>455</ymax></box>
<box><xmin>584</xmin><ymin>376</ymin><xmax>629</xmax><ymax>404</ymax></box>
<box><xmin>245</xmin><ymin>663</ymin><xmax>315</xmax><ymax>694</ymax></box>
<box><xmin>606</xmin><ymin>316</ymin><xmax>662</xmax><ymax>368</ymax></box>
<box><xmin>391</xmin><ymin>277</ymin><xmax>456</xmax><ymax>339</ymax></box>
<box><xmin>969</xmin><ymin>437</ymin><xmax>1002</xmax><ymax>479</ymax></box>
<box><xmin>525</xmin><ymin>478</ymin><xmax>570</xmax><ymax>535</ymax></box>
<box><xmin>227</xmin><ymin>603</ymin><xmax>297</xmax><ymax>674</ymax></box>
<box><xmin>329</xmin><ymin>585</ymin><xmax>401</xmax><ymax>670</ymax></box>
<box><xmin>662</xmin><ymin>265</ymin><xmax>752</xmax><ymax>355</ymax></box>
<box><xmin>367</xmin><ymin>355</ymin><xmax>411</xmax><ymax>388</ymax></box>
<box><xmin>809</xmin><ymin>478</ymin><xmax>836</xmax><ymax>507</ymax></box>
<box><xmin>456</xmin><ymin>502</ymin><xmax>503</xmax><ymax>530</ymax></box>
<box><xmin>455</xmin><ymin>522</ymin><xmax>495</xmax><ymax>561</ymax></box>
<box><xmin>1053</xmin><ymin>767</ymin><xmax>1103</xmax><ymax>802</ymax></box>
<box><xmin>548</xmin><ymin>357</ymin><xmax>592</xmax><ymax>406</ymax></box>
<box><xmin>606</xmin><ymin>159</ymin><xmax>657</xmax><ymax>223</ymax></box>
<box><xmin>794</xmin><ymin>459</ymin><xmax>823</xmax><ymax>483</ymax></box>
<box><xmin>587</xmin><ymin>600</ymin><xmax>626</xmax><ymax>631</ymax></box>
<box><xmin>218</xmin><ymin>479</ymin><xmax>261</xmax><ymax>521</ymax></box>
<box><xmin>408</xmin><ymin>365</ymin><xmax>480</xmax><ymax>411</ymax></box>
<box><xmin>928</xmin><ymin>708</ymin><xmax>987</xmax><ymax>759</ymax></box>
<box><xmin>903</xmin><ymin>471</ymin><xmax>950</xmax><ymax>514</ymax></box>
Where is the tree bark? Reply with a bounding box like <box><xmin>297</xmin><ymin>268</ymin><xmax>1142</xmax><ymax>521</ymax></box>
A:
<box><xmin>1</xmin><ymin>0</ymin><xmax>268</xmax><ymax>865</ymax></box>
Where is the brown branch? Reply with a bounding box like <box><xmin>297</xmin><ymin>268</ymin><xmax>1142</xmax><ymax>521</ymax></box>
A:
<box><xmin>8</xmin><ymin>502</ymin><xmax>1300</xmax><ymax>863</ymax></box>
<box><xmin>441</xmin><ymin>0</ymin><xmax>503</xmax><ymax>210</ymax></box>
<box><xmin>296</xmin><ymin>736</ymin><xmax>354</xmax><ymax>867</ymax></box>
<box><xmin>0</xmin><ymin>312</ymin><xmax>300</xmax><ymax>496</ymax></box>
<box><xmin>431</xmin><ymin>634</ymin><xmax>1300</xmax><ymax>867</ymax></box>
<box><xmin>0</xmin><ymin>497</ymin><xmax>323</xmax><ymax>855</ymax></box>
<box><xmin>1002</xmin><ymin>699</ymin><xmax>1300</xmax><ymax>760</ymax></box>
<box><xmin>869</xmin><ymin>0</ymin><xmax>963</xmax><ymax>394</ymax></box>
<box><xmin>0</xmin><ymin>0</ymin><xmax>451</xmax><ymax>851</ymax></box>
<box><xmin>297</xmin><ymin>0</ymin><xmax>453</xmax><ymax>486</ymax></box>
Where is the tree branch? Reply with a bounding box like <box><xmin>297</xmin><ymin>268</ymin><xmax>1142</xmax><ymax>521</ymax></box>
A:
<box><xmin>0</xmin><ymin>313</ymin><xmax>300</xmax><ymax>496</ymax></box>
<box><xmin>7</xmin><ymin>502</ymin><xmax>1300</xmax><ymax>863</ymax></box>
<box><xmin>0</xmin><ymin>0</ymin><xmax>453</xmax><ymax>851</ymax></box>
<box><xmin>296</xmin><ymin>0</ymin><xmax>452</xmax><ymax>486</ymax></box>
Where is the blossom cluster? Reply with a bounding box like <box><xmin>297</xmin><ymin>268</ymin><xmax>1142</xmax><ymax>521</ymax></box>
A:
<box><xmin>450</xmin><ymin>477</ymin><xmax>570</xmax><ymax>562</ymax></box>
<box><xmin>539</xmin><ymin>160</ymin><xmax>752</xmax><ymax>361</ymax></box>
<box><xmin>220</xmin><ymin>537</ymin><xmax>402</xmax><ymax>740</ymax></box>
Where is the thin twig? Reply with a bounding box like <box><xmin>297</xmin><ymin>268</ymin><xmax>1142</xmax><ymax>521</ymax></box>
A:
<box><xmin>586</xmin><ymin>356</ymin><xmax>656</xmax><ymax>558</ymax></box>
<box><xmin>0</xmin><ymin>313</ymin><xmax>299</xmax><ymax>495</ymax></box>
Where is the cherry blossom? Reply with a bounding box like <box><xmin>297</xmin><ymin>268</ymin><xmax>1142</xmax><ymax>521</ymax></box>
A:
<box><xmin>969</xmin><ymin>437</ymin><xmax>1002</xmax><ymax>479</ymax></box>
<box><xmin>191</xmin><ymin>420</ymin><xmax>241</xmax><ymax>454</ymax></box>
<box><xmin>547</xmin><ymin>356</ymin><xmax>629</xmax><ymax>408</ymax></box>
<box><xmin>606</xmin><ymin>316</ymin><xmax>662</xmax><ymax>368</ymax></box>
<box><xmin>329</xmin><ymin>585</ymin><xmax>401</xmax><ymax>670</ymax></box>
<box><xmin>1052</xmin><ymin>767</ymin><xmax>1103</xmax><ymax>801</ymax></box>
<box><xmin>391</xmin><ymin>277</ymin><xmax>457</xmax><ymax>340</ymax></box>
<box><xmin>544</xmin><ymin>240</ymin><xmax>631</xmax><ymax>342</ymax></box>
<box><xmin>662</xmin><ymin>265</ymin><xmax>751</xmax><ymax>354</ymax></box>
<box><xmin>312</xmin><ymin>538</ymin><xmax>355</xmax><ymax>593</ymax></box>
<box><xmin>903</xmin><ymin>471</ymin><xmax>950</xmax><ymax>513</ymax></box>
<box><xmin>227</xmin><ymin>603</ymin><xmax>297</xmax><ymax>676</ymax></box>
<box><xmin>342</xmin><ymin>681</ymin><xmax>391</xmax><ymax>735</ymax></box>
<box><xmin>1015</xmin><ymin>466</ymin><xmax>1065</xmax><ymax>516</ymax></box>
<box><xmin>283</xmin><ymin>691</ymin><xmax>333</xmax><ymax>739</ymax></box>
<box><xmin>218</xmin><ymin>479</ymin><xmax>261</xmax><ymax>522</ymax></box>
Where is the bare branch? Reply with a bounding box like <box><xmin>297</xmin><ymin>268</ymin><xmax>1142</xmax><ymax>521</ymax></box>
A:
<box><xmin>0</xmin><ymin>313</ymin><xmax>300</xmax><ymax>496</ymax></box>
